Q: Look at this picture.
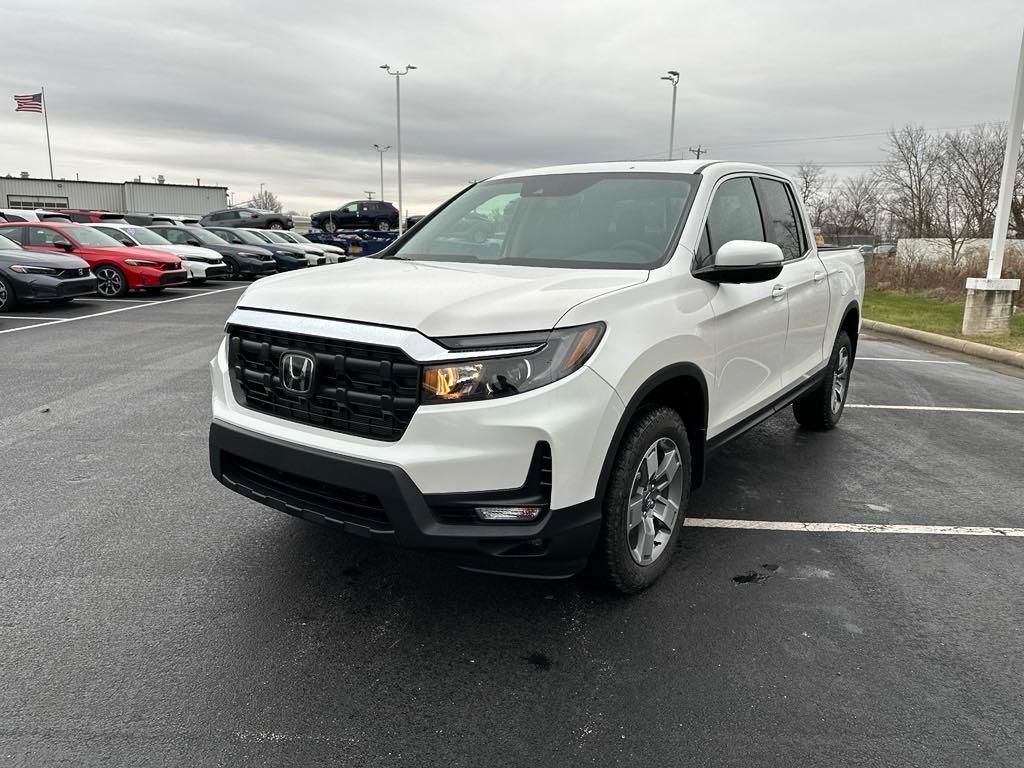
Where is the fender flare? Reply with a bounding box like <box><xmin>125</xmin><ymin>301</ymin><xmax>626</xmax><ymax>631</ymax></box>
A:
<box><xmin>595</xmin><ymin>362</ymin><xmax>709</xmax><ymax>501</ymax></box>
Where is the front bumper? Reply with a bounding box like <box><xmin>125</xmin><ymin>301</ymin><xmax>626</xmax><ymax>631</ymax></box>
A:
<box><xmin>209</xmin><ymin>420</ymin><xmax>601</xmax><ymax>577</ymax></box>
<box><xmin>185</xmin><ymin>260</ymin><xmax>228</xmax><ymax>279</ymax></box>
<box><xmin>8</xmin><ymin>273</ymin><xmax>97</xmax><ymax>300</ymax></box>
<box><xmin>236</xmin><ymin>257</ymin><xmax>277</xmax><ymax>276</ymax></box>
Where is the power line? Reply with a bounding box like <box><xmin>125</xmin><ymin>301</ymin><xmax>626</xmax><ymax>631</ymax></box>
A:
<box><xmin>689</xmin><ymin>144</ymin><xmax>707</xmax><ymax>159</ymax></box>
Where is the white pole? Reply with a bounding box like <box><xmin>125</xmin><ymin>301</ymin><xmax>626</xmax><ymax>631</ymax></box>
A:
<box><xmin>668</xmin><ymin>81</ymin><xmax>677</xmax><ymax>160</ymax></box>
<box><xmin>41</xmin><ymin>86</ymin><xmax>53</xmax><ymax>179</ymax></box>
<box><xmin>987</xmin><ymin>28</ymin><xmax>1024</xmax><ymax>280</ymax></box>
<box><xmin>379</xmin><ymin>151</ymin><xmax>385</xmax><ymax>202</ymax></box>
<box><xmin>396</xmin><ymin>74</ymin><xmax>403</xmax><ymax>235</ymax></box>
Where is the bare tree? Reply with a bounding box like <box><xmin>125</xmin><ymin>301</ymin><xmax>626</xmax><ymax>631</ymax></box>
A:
<box><xmin>251</xmin><ymin>188</ymin><xmax>282</xmax><ymax>212</ymax></box>
<box><xmin>945</xmin><ymin>124</ymin><xmax>1006</xmax><ymax>237</ymax></box>
<box><xmin>876</xmin><ymin>125</ymin><xmax>942</xmax><ymax>238</ymax></box>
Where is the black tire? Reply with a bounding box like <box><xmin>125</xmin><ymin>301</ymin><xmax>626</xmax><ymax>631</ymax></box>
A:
<box><xmin>143</xmin><ymin>287</ymin><xmax>165</xmax><ymax>295</ymax></box>
<box><xmin>269</xmin><ymin>221</ymin><xmax>283</xmax><ymax>230</ymax></box>
<box><xmin>323</xmin><ymin>217</ymin><xmax>337</xmax><ymax>233</ymax></box>
<box><xmin>94</xmin><ymin>264</ymin><xmax>128</xmax><ymax>298</ymax></box>
<box><xmin>793</xmin><ymin>330</ymin><xmax>853</xmax><ymax>430</ymax></box>
<box><xmin>223</xmin><ymin>257</ymin><xmax>240</xmax><ymax>280</ymax></box>
<box><xmin>376</xmin><ymin>218</ymin><xmax>391</xmax><ymax>232</ymax></box>
<box><xmin>0</xmin><ymin>275</ymin><xmax>17</xmax><ymax>312</ymax></box>
<box><xmin>593</xmin><ymin>406</ymin><xmax>691</xmax><ymax>594</ymax></box>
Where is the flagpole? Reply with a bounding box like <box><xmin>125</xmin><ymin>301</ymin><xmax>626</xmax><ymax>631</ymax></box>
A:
<box><xmin>41</xmin><ymin>86</ymin><xmax>53</xmax><ymax>179</ymax></box>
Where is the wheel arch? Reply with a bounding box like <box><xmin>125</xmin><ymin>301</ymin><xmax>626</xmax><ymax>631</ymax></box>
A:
<box><xmin>596</xmin><ymin>363</ymin><xmax>709</xmax><ymax>499</ymax></box>
<box><xmin>839</xmin><ymin>301</ymin><xmax>861</xmax><ymax>357</ymax></box>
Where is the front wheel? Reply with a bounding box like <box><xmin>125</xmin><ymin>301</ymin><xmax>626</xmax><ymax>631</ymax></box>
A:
<box><xmin>94</xmin><ymin>265</ymin><xmax>128</xmax><ymax>298</ymax></box>
<box><xmin>793</xmin><ymin>330</ymin><xmax>853</xmax><ymax>430</ymax></box>
<box><xmin>268</xmin><ymin>221</ymin><xmax>283</xmax><ymax>230</ymax></box>
<box><xmin>376</xmin><ymin>218</ymin><xmax>391</xmax><ymax>232</ymax></box>
<box><xmin>0</xmin><ymin>276</ymin><xmax>17</xmax><ymax>312</ymax></box>
<box><xmin>223</xmin><ymin>257</ymin><xmax>240</xmax><ymax>280</ymax></box>
<box><xmin>593</xmin><ymin>406</ymin><xmax>691</xmax><ymax>594</ymax></box>
<box><xmin>323</xmin><ymin>217</ymin><xmax>337</xmax><ymax>234</ymax></box>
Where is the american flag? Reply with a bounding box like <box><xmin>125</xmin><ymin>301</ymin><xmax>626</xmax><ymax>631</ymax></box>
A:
<box><xmin>14</xmin><ymin>93</ymin><xmax>43</xmax><ymax>113</ymax></box>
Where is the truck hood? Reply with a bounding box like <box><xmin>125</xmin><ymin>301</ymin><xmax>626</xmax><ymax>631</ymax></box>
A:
<box><xmin>238</xmin><ymin>258</ymin><xmax>647</xmax><ymax>336</ymax></box>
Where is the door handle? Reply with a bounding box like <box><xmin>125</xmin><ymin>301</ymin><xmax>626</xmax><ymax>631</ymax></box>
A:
<box><xmin>771</xmin><ymin>284</ymin><xmax>787</xmax><ymax>300</ymax></box>
<box><xmin>813</xmin><ymin>270</ymin><xmax>826</xmax><ymax>283</ymax></box>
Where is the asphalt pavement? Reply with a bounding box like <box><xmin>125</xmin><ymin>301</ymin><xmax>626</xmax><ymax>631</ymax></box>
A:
<box><xmin>1</xmin><ymin>285</ymin><xmax>1022</xmax><ymax>767</ymax></box>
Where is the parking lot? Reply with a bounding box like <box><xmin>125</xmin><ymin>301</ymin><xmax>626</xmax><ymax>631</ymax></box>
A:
<box><xmin>2</xmin><ymin>286</ymin><xmax>1023</xmax><ymax>766</ymax></box>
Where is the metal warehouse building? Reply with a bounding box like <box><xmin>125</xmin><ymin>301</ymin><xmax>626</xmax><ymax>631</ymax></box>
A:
<box><xmin>0</xmin><ymin>176</ymin><xmax>228</xmax><ymax>216</ymax></box>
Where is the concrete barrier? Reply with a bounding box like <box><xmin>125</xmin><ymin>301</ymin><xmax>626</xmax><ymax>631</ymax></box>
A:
<box><xmin>862</xmin><ymin>319</ymin><xmax>1024</xmax><ymax>369</ymax></box>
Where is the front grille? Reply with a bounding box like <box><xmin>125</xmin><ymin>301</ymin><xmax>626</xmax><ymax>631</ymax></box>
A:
<box><xmin>55</xmin><ymin>267</ymin><xmax>90</xmax><ymax>278</ymax></box>
<box><xmin>159</xmin><ymin>271</ymin><xmax>186</xmax><ymax>285</ymax></box>
<box><xmin>227</xmin><ymin>324</ymin><xmax>421</xmax><ymax>441</ymax></box>
<box><xmin>221</xmin><ymin>451</ymin><xmax>391</xmax><ymax>529</ymax></box>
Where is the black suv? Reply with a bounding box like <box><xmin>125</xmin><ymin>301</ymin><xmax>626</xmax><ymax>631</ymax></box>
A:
<box><xmin>199</xmin><ymin>207</ymin><xmax>293</xmax><ymax>230</ymax></box>
<box><xmin>311</xmin><ymin>201</ymin><xmax>399</xmax><ymax>232</ymax></box>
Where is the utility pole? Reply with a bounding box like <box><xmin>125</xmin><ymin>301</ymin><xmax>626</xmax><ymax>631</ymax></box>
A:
<box><xmin>373</xmin><ymin>143</ymin><xmax>391</xmax><ymax>203</ymax></box>
<box><xmin>689</xmin><ymin>144</ymin><xmax>706</xmax><ymax>159</ymax></box>
<box><xmin>380</xmin><ymin>65</ymin><xmax>416</xmax><ymax>234</ymax></box>
<box><xmin>659</xmin><ymin>71</ymin><xmax>680</xmax><ymax>159</ymax></box>
<box><xmin>364</xmin><ymin>190</ymin><xmax>375</xmax><ymax>200</ymax></box>
<box><xmin>961</xmin><ymin>27</ymin><xmax>1023</xmax><ymax>336</ymax></box>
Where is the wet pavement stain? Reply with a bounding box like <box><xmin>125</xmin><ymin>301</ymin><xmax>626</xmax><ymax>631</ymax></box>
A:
<box><xmin>733</xmin><ymin>564</ymin><xmax>780</xmax><ymax>584</ymax></box>
<box><xmin>526</xmin><ymin>652</ymin><xmax>553</xmax><ymax>670</ymax></box>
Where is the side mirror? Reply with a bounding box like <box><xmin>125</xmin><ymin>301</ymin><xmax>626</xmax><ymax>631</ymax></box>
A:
<box><xmin>122</xmin><ymin>239</ymin><xmax>135</xmax><ymax>247</ymax></box>
<box><xmin>54</xmin><ymin>240</ymin><xmax>74</xmax><ymax>252</ymax></box>
<box><xmin>694</xmin><ymin>240</ymin><xmax>784</xmax><ymax>284</ymax></box>
<box><xmin>187</xmin><ymin>239</ymin><xmax>201</xmax><ymax>246</ymax></box>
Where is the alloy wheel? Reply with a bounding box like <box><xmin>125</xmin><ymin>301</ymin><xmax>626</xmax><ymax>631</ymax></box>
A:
<box><xmin>324</xmin><ymin>219</ymin><xmax>337</xmax><ymax>233</ymax></box>
<box><xmin>95</xmin><ymin>267</ymin><xmax>124</xmax><ymax>297</ymax></box>
<box><xmin>377</xmin><ymin>220</ymin><xmax>390</xmax><ymax>231</ymax></box>
<box><xmin>627</xmin><ymin>437</ymin><xmax>684</xmax><ymax>566</ymax></box>
<box><xmin>831</xmin><ymin>346</ymin><xmax>851</xmax><ymax>413</ymax></box>
<box><xmin>0</xmin><ymin>280</ymin><xmax>9</xmax><ymax>310</ymax></box>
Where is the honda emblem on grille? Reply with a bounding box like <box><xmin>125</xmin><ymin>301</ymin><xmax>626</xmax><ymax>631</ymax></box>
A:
<box><xmin>280</xmin><ymin>352</ymin><xmax>316</xmax><ymax>396</ymax></box>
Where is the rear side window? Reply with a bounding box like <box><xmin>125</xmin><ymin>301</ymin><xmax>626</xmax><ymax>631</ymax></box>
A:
<box><xmin>758</xmin><ymin>178</ymin><xmax>805</xmax><ymax>260</ymax></box>
<box><xmin>0</xmin><ymin>225</ymin><xmax>26</xmax><ymax>243</ymax></box>
<box><xmin>1</xmin><ymin>213</ymin><xmax>27</xmax><ymax>222</ymax></box>
<box><xmin>698</xmin><ymin>177</ymin><xmax>764</xmax><ymax>267</ymax></box>
<box><xmin>28</xmin><ymin>226</ymin><xmax>72</xmax><ymax>248</ymax></box>
<box><xmin>161</xmin><ymin>229</ymin><xmax>186</xmax><ymax>244</ymax></box>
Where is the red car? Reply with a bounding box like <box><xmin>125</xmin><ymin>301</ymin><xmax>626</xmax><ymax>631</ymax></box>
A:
<box><xmin>0</xmin><ymin>221</ymin><xmax>187</xmax><ymax>297</ymax></box>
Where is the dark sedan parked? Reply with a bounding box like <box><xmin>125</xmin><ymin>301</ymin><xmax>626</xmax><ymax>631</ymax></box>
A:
<box><xmin>311</xmin><ymin>200</ymin><xmax>399</xmax><ymax>232</ymax></box>
<box><xmin>205</xmin><ymin>227</ymin><xmax>307</xmax><ymax>272</ymax></box>
<box><xmin>149</xmin><ymin>225</ymin><xmax>277</xmax><ymax>279</ymax></box>
<box><xmin>0</xmin><ymin>232</ymin><xmax>97</xmax><ymax>312</ymax></box>
<box><xmin>200</xmin><ymin>207</ymin><xmax>293</xmax><ymax>230</ymax></box>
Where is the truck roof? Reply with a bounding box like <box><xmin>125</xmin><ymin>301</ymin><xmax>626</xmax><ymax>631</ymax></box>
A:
<box><xmin>488</xmin><ymin>159</ymin><xmax>789</xmax><ymax>181</ymax></box>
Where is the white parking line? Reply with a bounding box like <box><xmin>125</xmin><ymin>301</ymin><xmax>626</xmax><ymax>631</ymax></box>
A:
<box><xmin>857</xmin><ymin>357</ymin><xmax>967</xmax><ymax>365</ymax></box>
<box><xmin>85</xmin><ymin>297</ymin><xmax>153</xmax><ymax>303</ymax></box>
<box><xmin>685</xmin><ymin>518</ymin><xmax>1024</xmax><ymax>537</ymax></box>
<box><xmin>0</xmin><ymin>286</ymin><xmax>245</xmax><ymax>335</ymax></box>
<box><xmin>847</xmin><ymin>404</ymin><xmax>1024</xmax><ymax>414</ymax></box>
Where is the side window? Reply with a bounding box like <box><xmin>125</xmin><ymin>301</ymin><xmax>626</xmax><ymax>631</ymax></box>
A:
<box><xmin>0</xmin><ymin>226</ymin><xmax>26</xmax><ymax>243</ymax></box>
<box><xmin>94</xmin><ymin>226</ymin><xmax>125</xmax><ymax>243</ymax></box>
<box><xmin>342</xmin><ymin>203</ymin><xmax>358</xmax><ymax>213</ymax></box>
<box><xmin>702</xmin><ymin>177</ymin><xmax>764</xmax><ymax>266</ymax></box>
<box><xmin>162</xmin><ymin>229</ymin><xmax>185</xmax><ymax>244</ymax></box>
<box><xmin>28</xmin><ymin>227</ymin><xmax>72</xmax><ymax>248</ymax></box>
<box><xmin>209</xmin><ymin>211</ymin><xmax>225</xmax><ymax>221</ymax></box>
<box><xmin>3</xmin><ymin>214</ymin><xmax>27</xmax><ymax>222</ymax></box>
<box><xmin>758</xmin><ymin>178</ymin><xmax>804</xmax><ymax>260</ymax></box>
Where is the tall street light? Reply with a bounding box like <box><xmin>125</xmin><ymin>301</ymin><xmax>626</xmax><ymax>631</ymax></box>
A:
<box><xmin>380</xmin><ymin>64</ymin><xmax>416</xmax><ymax>234</ymax></box>
<box><xmin>660</xmin><ymin>70</ymin><xmax>680</xmax><ymax>159</ymax></box>
<box><xmin>373</xmin><ymin>143</ymin><xmax>391</xmax><ymax>204</ymax></box>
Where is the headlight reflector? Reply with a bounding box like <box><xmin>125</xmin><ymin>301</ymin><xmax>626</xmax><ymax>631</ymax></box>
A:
<box><xmin>9</xmin><ymin>265</ymin><xmax>58</xmax><ymax>274</ymax></box>
<box><xmin>422</xmin><ymin>323</ymin><xmax>604</xmax><ymax>404</ymax></box>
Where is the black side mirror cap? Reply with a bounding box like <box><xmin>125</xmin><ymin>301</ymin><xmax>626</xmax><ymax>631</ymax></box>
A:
<box><xmin>692</xmin><ymin>262</ymin><xmax>783</xmax><ymax>284</ymax></box>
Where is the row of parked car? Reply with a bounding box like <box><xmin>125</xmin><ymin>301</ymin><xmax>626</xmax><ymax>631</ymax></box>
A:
<box><xmin>0</xmin><ymin>216</ymin><xmax>363</xmax><ymax>312</ymax></box>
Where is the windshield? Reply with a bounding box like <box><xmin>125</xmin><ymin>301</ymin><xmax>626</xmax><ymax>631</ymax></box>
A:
<box><xmin>118</xmin><ymin>226</ymin><xmax>170</xmax><ymax>246</ymax></box>
<box><xmin>69</xmin><ymin>227</ymin><xmax>124</xmax><ymax>247</ymax></box>
<box><xmin>183</xmin><ymin>227</ymin><xmax>227</xmax><ymax>245</ymax></box>
<box><xmin>274</xmin><ymin>232</ymin><xmax>299</xmax><ymax>243</ymax></box>
<box><xmin>288</xmin><ymin>233</ymin><xmax>314</xmax><ymax>244</ymax></box>
<box><xmin>391</xmin><ymin>172</ymin><xmax>699</xmax><ymax>269</ymax></box>
<box><xmin>260</xmin><ymin>231</ymin><xmax>288</xmax><ymax>243</ymax></box>
<box><xmin>0</xmin><ymin>233</ymin><xmax>20</xmax><ymax>249</ymax></box>
<box><xmin>230</xmin><ymin>229</ymin><xmax>275</xmax><ymax>246</ymax></box>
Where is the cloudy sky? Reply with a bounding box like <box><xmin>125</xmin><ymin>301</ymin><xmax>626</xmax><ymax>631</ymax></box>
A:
<box><xmin>0</xmin><ymin>0</ymin><xmax>1021</xmax><ymax>215</ymax></box>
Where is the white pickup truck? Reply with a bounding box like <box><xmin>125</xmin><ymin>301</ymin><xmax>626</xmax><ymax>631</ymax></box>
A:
<box><xmin>209</xmin><ymin>160</ymin><xmax>864</xmax><ymax>593</ymax></box>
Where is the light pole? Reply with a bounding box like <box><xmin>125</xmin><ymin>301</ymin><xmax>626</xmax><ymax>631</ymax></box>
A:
<box><xmin>380</xmin><ymin>65</ymin><xmax>416</xmax><ymax>234</ymax></box>
<box><xmin>373</xmin><ymin>143</ymin><xmax>391</xmax><ymax>204</ymax></box>
<box><xmin>660</xmin><ymin>70</ymin><xmax>680</xmax><ymax>159</ymax></box>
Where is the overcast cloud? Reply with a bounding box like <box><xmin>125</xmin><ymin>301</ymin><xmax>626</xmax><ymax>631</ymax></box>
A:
<box><xmin>0</xmin><ymin>0</ymin><xmax>1021</xmax><ymax>215</ymax></box>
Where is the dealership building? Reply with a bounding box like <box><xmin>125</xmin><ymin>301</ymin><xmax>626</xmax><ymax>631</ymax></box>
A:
<box><xmin>0</xmin><ymin>175</ymin><xmax>228</xmax><ymax>216</ymax></box>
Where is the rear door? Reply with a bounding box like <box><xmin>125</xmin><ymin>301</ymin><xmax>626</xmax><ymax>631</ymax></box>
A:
<box><xmin>756</xmin><ymin>177</ymin><xmax>829</xmax><ymax>386</ymax></box>
<box><xmin>698</xmin><ymin>176</ymin><xmax>790</xmax><ymax>435</ymax></box>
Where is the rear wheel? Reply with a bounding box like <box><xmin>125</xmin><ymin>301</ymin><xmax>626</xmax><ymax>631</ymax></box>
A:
<box><xmin>593</xmin><ymin>406</ymin><xmax>691</xmax><ymax>593</ymax></box>
<box><xmin>0</xmin><ymin>276</ymin><xmax>17</xmax><ymax>312</ymax></box>
<box><xmin>793</xmin><ymin>330</ymin><xmax>853</xmax><ymax>430</ymax></box>
<box><xmin>269</xmin><ymin>221</ymin><xmax>283</xmax><ymax>230</ymax></box>
<box><xmin>323</xmin><ymin>217</ymin><xmax>337</xmax><ymax>234</ymax></box>
<box><xmin>94</xmin><ymin>265</ymin><xmax>128</xmax><ymax>298</ymax></box>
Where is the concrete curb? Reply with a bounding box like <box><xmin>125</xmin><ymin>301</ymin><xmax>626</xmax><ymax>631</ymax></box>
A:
<box><xmin>862</xmin><ymin>319</ymin><xmax>1024</xmax><ymax>369</ymax></box>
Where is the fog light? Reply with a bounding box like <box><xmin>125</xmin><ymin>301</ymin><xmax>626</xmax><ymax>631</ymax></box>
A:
<box><xmin>475</xmin><ymin>506</ymin><xmax>543</xmax><ymax>522</ymax></box>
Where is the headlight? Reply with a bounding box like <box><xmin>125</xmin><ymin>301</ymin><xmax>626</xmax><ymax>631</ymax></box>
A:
<box><xmin>9</xmin><ymin>265</ymin><xmax>58</xmax><ymax>274</ymax></box>
<box><xmin>124</xmin><ymin>258</ymin><xmax>160</xmax><ymax>267</ymax></box>
<box><xmin>422</xmin><ymin>323</ymin><xmax>604</xmax><ymax>404</ymax></box>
